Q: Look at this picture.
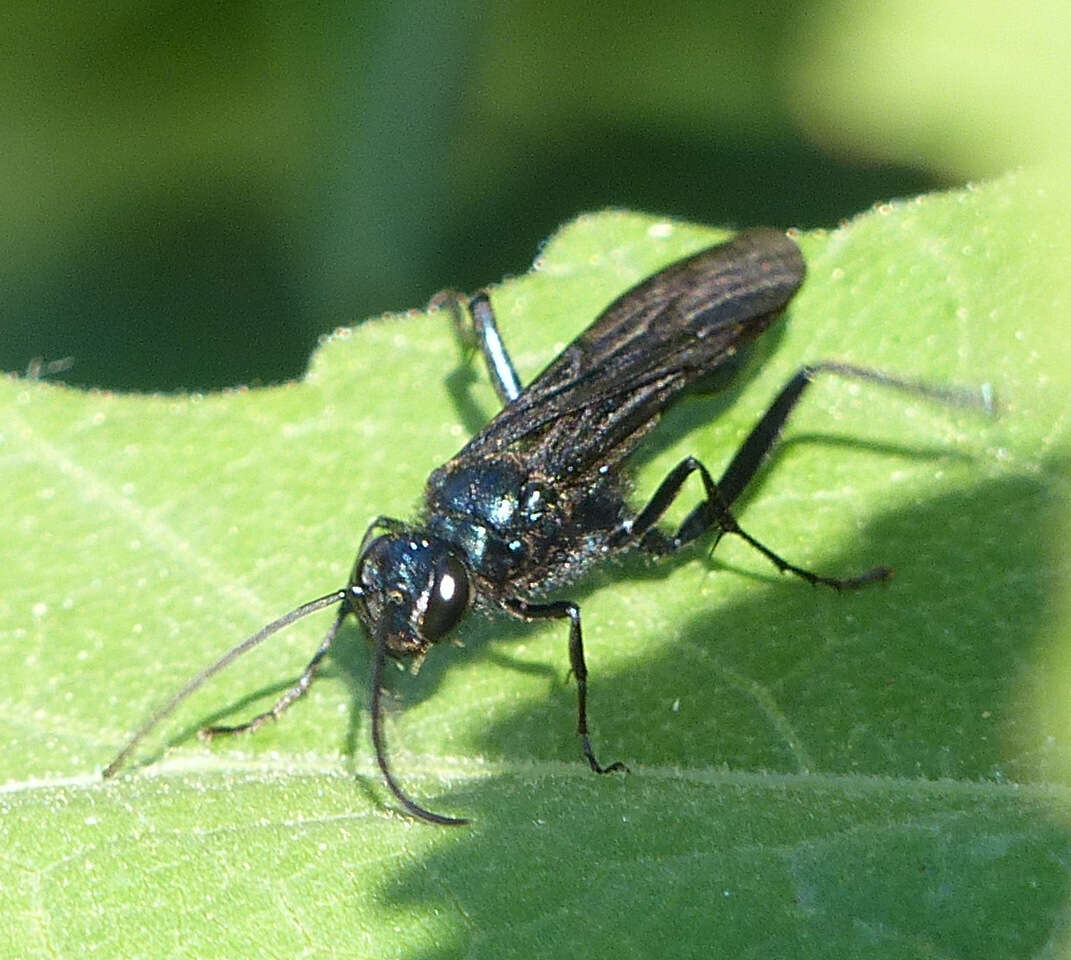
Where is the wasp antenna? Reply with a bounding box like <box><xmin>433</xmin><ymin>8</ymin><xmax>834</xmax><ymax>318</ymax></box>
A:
<box><xmin>370</xmin><ymin>625</ymin><xmax>469</xmax><ymax>826</ymax></box>
<box><xmin>103</xmin><ymin>588</ymin><xmax>350</xmax><ymax>779</ymax></box>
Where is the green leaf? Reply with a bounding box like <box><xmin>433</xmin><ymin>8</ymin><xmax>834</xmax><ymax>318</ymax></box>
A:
<box><xmin>3</xmin><ymin>171</ymin><xmax>1070</xmax><ymax>958</ymax></box>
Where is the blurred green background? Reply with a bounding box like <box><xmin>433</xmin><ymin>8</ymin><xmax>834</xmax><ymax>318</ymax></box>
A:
<box><xmin>2</xmin><ymin>0</ymin><xmax>1067</xmax><ymax>391</ymax></box>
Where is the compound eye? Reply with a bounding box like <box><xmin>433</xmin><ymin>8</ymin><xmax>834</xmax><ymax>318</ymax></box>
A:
<box><xmin>420</xmin><ymin>554</ymin><xmax>470</xmax><ymax>641</ymax></box>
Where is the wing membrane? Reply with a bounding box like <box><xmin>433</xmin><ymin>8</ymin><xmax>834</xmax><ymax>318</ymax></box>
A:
<box><xmin>460</xmin><ymin>228</ymin><xmax>805</xmax><ymax>476</ymax></box>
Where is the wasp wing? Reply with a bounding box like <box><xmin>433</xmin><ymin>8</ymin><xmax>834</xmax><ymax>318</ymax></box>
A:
<box><xmin>459</xmin><ymin>228</ymin><xmax>805</xmax><ymax>477</ymax></box>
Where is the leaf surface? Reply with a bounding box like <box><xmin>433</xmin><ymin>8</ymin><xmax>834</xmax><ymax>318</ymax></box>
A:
<box><xmin>3</xmin><ymin>172</ymin><xmax>1070</xmax><ymax>958</ymax></box>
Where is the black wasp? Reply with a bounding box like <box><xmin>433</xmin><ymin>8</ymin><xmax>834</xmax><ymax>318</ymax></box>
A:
<box><xmin>104</xmin><ymin>228</ymin><xmax>990</xmax><ymax>824</ymax></box>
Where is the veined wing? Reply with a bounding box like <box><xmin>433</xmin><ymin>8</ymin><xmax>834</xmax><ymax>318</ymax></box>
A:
<box><xmin>457</xmin><ymin>229</ymin><xmax>805</xmax><ymax>476</ymax></box>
